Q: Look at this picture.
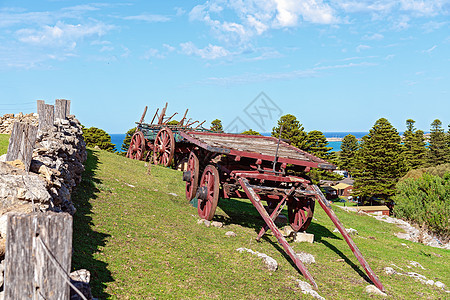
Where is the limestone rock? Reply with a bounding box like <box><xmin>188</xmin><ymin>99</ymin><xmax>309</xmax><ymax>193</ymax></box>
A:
<box><xmin>365</xmin><ymin>285</ymin><xmax>387</xmax><ymax>297</ymax></box>
<box><xmin>236</xmin><ymin>247</ymin><xmax>278</xmax><ymax>271</ymax></box>
<box><xmin>225</xmin><ymin>231</ymin><xmax>236</xmax><ymax>237</ymax></box>
<box><xmin>211</xmin><ymin>221</ymin><xmax>223</xmax><ymax>228</ymax></box>
<box><xmin>295</xmin><ymin>279</ymin><xmax>325</xmax><ymax>300</ymax></box>
<box><xmin>294</xmin><ymin>232</ymin><xmax>314</xmax><ymax>243</ymax></box>
<box><xmin>296</xmin><ymin>252</ymin><xmax>315</xmax><ymax>264</ymax></box>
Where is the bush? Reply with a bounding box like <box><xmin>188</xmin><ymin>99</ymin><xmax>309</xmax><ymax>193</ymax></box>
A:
<box><xmin>393</xmin><ymin>173</ymin><xmax>450</xmax><ymax>238</ymax></box>
<box><xmin>401</xmin><ymin>163</ymin><xmax>450</xmax><ymax>180</ymax></box>
<box><xmin>82</xmin><ymin>126</ymin><xmax>116</xmax><ymax>152</ymax></box>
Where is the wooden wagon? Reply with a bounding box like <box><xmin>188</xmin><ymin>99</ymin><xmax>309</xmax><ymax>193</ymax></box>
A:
<box><xmin>180</xmin><ymin>131</ymin><xmax>385</xmax><ymax>292</ymax></box>
<box><xmin>126</xmin><ymin>104</ymin><xmax>212</xmax><ymax>167</ymax></box>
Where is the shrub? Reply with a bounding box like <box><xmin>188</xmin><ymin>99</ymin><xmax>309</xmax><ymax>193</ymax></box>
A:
<box><xmin>401</xmin><ymin>163</ymin><xmax>450</xmax><ymax>180</ymax></box>
<box><xmin>82</xmin><ymin>126</ymin><xmax>116</xmax><ymax>152</ymax></box>
<box><xmin>393</xmin><ymin>173</ymin><xmax>450</xmax><ymax>238</ymax></box>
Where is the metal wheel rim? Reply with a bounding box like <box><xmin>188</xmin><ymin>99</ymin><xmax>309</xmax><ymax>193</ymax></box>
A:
<box><xmin>288</xmin><ymin>197</ymin><xmax>315</xmax><ymax>232</ymax></box>
<box><xmin>185</xmin><ymin>152</ymin><xmax>199</xmax><ymax>201</ymax></box>
<box><xmin>153</xmin><ymin>127</ymin><xmax>175</xmax><ymax>167</ymax></box>
<box><xmin>126</xmin><ymin>131</ymin><xmax>145</xmax><ymax>160</ymax></box>
<box><xmin>198</xmin><ymin>165</ymin><xmax>219</xmax><ymax>221</ymax></box>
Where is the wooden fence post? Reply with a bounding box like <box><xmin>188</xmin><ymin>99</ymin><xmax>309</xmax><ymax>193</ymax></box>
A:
<box><xmin>55</xmin><ymin>99</ymin><xmax>71</xmax><ymax>120</ymax></box>
<box><xmin>38</xmin><ymin>104</ymin><xmax>55</xmax><ymax>131</ymax></box>
<box><xmin>5</xmin><ymin>122</ymin><xmax>38</xmax><ymax>172</ymax></box>
<box><xmin>4</xmin><ymin>212</ymin><xmax>73</xmax><ymax>299</ymax></box>
<box><xmin>37</xmin><ymin>100</ymin><xmax>45</xmax><ymax>116</ymax></box>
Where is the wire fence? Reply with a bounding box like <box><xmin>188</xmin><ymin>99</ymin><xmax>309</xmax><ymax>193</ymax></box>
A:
<box><xmin>0</xmin><ymin>102</ymin><xmax>36</xmax><ymax>113</ymax></box>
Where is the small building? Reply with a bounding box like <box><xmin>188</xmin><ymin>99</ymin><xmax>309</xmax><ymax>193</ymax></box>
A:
<box><xmin>331</xmin><ymin>182</ymin><xmax>353</xmax><ymax>197</ymax></box>
<box><xmin>322</xmin><ymin>186</ymin><xmax>338</xmax><ymax>200</ymax></box>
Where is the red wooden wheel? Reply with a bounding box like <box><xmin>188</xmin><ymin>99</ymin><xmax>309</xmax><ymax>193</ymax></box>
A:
<box><xmin>288</xmin><ymin>197</ymin><xmax>315</xmax><ymax>232</ymax></box>
<box><xmin>153</xmin><ymin>127</ymin><xmax>175</xmax><ymax>167</ymax></box>
<box><xmin>126</xmin><ymin>131</ymin><xmax>145</xmax><ymax>160</ymax></box>
<box><xmin>185</xmin><ymin>152</ymin><xmax>199</xmax><ymax>201</ymax></box>
<box><xmin>197</xmin><ymin>165</ymin><xmax>219</xmax><ymax>220</ymax></box>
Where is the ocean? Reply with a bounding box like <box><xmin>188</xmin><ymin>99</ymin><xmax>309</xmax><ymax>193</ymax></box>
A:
<box><xmin>110</xmin><ymin>131</ymin><xmax>369</xmax><ymax>153</ymax></box>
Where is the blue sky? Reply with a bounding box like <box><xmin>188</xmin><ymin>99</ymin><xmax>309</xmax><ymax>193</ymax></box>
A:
<box><xmin>0</xmin><ymin>0</ymin><xmax>449</xmax><ymax>134</ymax></box>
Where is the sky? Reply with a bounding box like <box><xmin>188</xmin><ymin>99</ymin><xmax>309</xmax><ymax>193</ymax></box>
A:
<box><xmin>0</xmin><ymin>0</ymin><xmax>449</xmax><ymax>134</ymax></box>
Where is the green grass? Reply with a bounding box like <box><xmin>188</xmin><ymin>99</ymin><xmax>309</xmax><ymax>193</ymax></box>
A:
<box><xmin>67</xmin><ymin>149</ymin><xmax>449</xmax><ymax>299</ymax></box>
<box><xmin>0</xmin><ymin>134</ymin><xmax>9</xmax><ymax>155</ymax></box>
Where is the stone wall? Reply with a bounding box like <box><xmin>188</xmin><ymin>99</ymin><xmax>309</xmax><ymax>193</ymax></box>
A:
<box><xmin>0</xmin><ymin>112</ymin><xmax>88</xmax><ymax>297</ymax></box>
<box><xmin>0</xmin><ymin>113</ymin><xmax>38</xmax><ymax>134</ymax></box>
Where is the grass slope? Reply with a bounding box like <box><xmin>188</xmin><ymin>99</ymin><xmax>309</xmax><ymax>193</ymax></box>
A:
<box><xmin>70</xmin><ymin>149</ymin><xmax>449</xmax><ymax>299</ymax></box>
<box><xmin>0</xmin><ymin>134</ymin><xmax>9</xmax><ymax>155</ymax></box>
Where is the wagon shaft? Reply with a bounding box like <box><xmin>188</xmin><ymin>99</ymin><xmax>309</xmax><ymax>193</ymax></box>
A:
<box><xmin>238</xmin><ymin>178</ymin><xmax>318</xmax><ymax>289</ymax></box>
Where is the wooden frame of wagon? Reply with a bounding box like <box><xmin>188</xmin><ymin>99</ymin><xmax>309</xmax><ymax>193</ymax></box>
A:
<box><xmin>178</xmin><ymin>131</ymin><xmax>385</xmax><ymax>292</ymax></box>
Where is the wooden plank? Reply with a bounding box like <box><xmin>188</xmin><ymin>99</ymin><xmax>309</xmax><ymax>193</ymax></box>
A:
<box><xmin>55</xmin><ymin>99</ymin><xmax>71</xmax><ymax>120</ymax></box>
<box><xmin>38</xmin><ymin>104</ymin><xmax>55</xmax><ymax>131</ymax></box>
<box><xmin>6</xmin><ymin>122</ymin><xmax>38</xmax><ymax>171</ymax></box>
<box><xmin>4</xmin><ymin>212</ymin><xmax>73</xmax><ymax>299</ymax></box>
<box><xmin>192</xmin><ymin>135</ymin><xmax>311</xmax><ymax>161</ymax></box>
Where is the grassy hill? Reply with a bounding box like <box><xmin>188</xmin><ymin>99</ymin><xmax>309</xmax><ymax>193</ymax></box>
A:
<box><xmin>70</xmin><ymin>149</ymin><xmax>449</xmax><ymax>299</ymax></box>
<box><xmin>0</xmin><ymin>134</ymin><xmax>9</xmax><ymax>155</ymax></box>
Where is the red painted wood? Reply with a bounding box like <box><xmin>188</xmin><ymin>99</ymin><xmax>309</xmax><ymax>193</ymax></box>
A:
<box><xmin>238</xmin><ymin>178</ymin><xmax>318</xmax><ymax>289</ymax></box>
<box><xmin>311</xmin><ymin>185</ymin><xmax>385</xmax><ymax>292</ymax></box>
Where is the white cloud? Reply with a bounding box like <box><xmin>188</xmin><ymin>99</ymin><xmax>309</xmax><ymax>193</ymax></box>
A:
<box><xmin>189</xmin><ymin>0</ymin><xmax>339</xmax><ymax>45</ymax></box>
<box><xmin>122</xmin><ymin>14</ymin><xmax>170</xmax><ymax>23</ymax></box>
<box><xmin>356</xmin><ymin>44</ymin><xmax>371</xmax><ymax>52</ymax></box>
<box><xmin>274</xmin><ymin>0</ymin><xmax>337</xmax><ymax>26</ymax></box>
<box><xmin>363</xmin><ymin>33</ymin><xmax>384</xmax><ymax>40</ymax></box>
<box><xmin>392</xmin><ymin>15</ymin><xmax>410</xmax><ymax>30</ymax></box>
<box><xmin>180</xmin><ymin>42</ymin><xmax>231</xmax><ymax>60</ymax></box>
<box><xmin>16</xmin><ymin>21</ymin><xmax>113</xmax><ymax>48</ymax></box>
<box><xmin>163</xmin><ymin>44</ymin><xmax>176</xmax><ymax>52</ymax></box>
<box><xmin>142</xmin><ymin>48</ymin><xmax>166</xmax><ymax>59</ymax></box>
<box><xmin>199</xmin><ymin>60</ymin><xmax>376</xmax><ymax>85</ymax></box>
<box><xmin>422</xmin><ymin>45</ymin><xmax>437</xmax><ymax>53</ymax></box>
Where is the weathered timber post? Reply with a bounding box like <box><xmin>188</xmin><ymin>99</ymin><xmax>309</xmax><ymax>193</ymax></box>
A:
<box><xmin>38</xmin><ymin>103</ymin><xmax>55</xmax><ymax>131</ymax></box>
<box><xmin>55</xmin><ymin>99</ymin><xmax>71</xmax><ymax>120</ymax></box>
<box><xmin>6</xmin><ymin>122</ymin><xmax>38</xmax><ymax>172</ymax></box>
<box><xmin>37</xmin><ymin>100</ymin><xmax>45</xmax><ymax>116</ymax></box>
<box><xmin>4</xmin><ymin>212</ymin><xmax>73</xmax><ymax>299</ymax></box>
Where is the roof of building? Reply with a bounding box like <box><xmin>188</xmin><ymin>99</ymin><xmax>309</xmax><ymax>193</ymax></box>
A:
<box><xmin>331</xmin><ymin>183</ymin><xmax>351</xmax><ymax>190</ymax></box>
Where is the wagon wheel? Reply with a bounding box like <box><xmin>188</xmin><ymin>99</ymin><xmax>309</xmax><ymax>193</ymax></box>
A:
<box><xmin>153</xmin><ymin>127</ymin><xmax>175</xmax><ymax>167</ymax></box>
<box><xmin>287</xmin><ymin>197</ymin><xmax>315</xmax><ymax>232</ymax></box>
<box><xmin>185</xmin><ymin>152</ymin><xmax>199</xmax><ymax>201</ymax></box>
<box><xmin>126</xmin><ymin>131</ymin><xmax>146</xmax><ymax>160</ymax></box>
<box><xmin>197</xmin><ymin>165</ymin><xmax>219</xmax><ymax>220</ymax></box>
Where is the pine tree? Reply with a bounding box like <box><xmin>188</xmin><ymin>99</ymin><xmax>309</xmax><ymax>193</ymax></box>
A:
<box><xmin>210</xmin><ymin>119</ymin><xmax>223</xmax><ymax>132</ymax></box>
<box><xmin>339</xmin><ymin>134</ymin><xmax>359</xmax><ymax>173</ymax></box>
<box><xmin>305</xmin><ymin>130</ymin><xmax>340</xmax><ymax>182</ymax></box>
<box><xmin>426</xmin><ymin>119</ymin><xmax>449</xmax><ymax>166</ymax></box>
<box><xmin>271</xmin><ymin>114</ymin><xmax>307</xmax><ymax>150</ymax></box>
<box><xmin>353</xmin><ymin>118</ymin><xmax>406</xmax><ymax>201</ymax></box>
<box><xmin>403</xmin><ymin>119</ymin><xmax>427</xmax><ymax>170</ymax></box>
<box><xmin>121</xmin><ymin>127</ymin><xmax>137</xmax><ymax>153</ymax></box>
<box><xmin>305</xmin><ymin>130</ymin><xmax>334</xmax><ymax>160</ymax></box>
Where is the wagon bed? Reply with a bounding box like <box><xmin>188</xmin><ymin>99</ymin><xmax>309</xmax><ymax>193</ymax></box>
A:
<box><xmin>181</xmin><ymin>131</ymin><xmax>335</xmax><ymax>170</ymax></box>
